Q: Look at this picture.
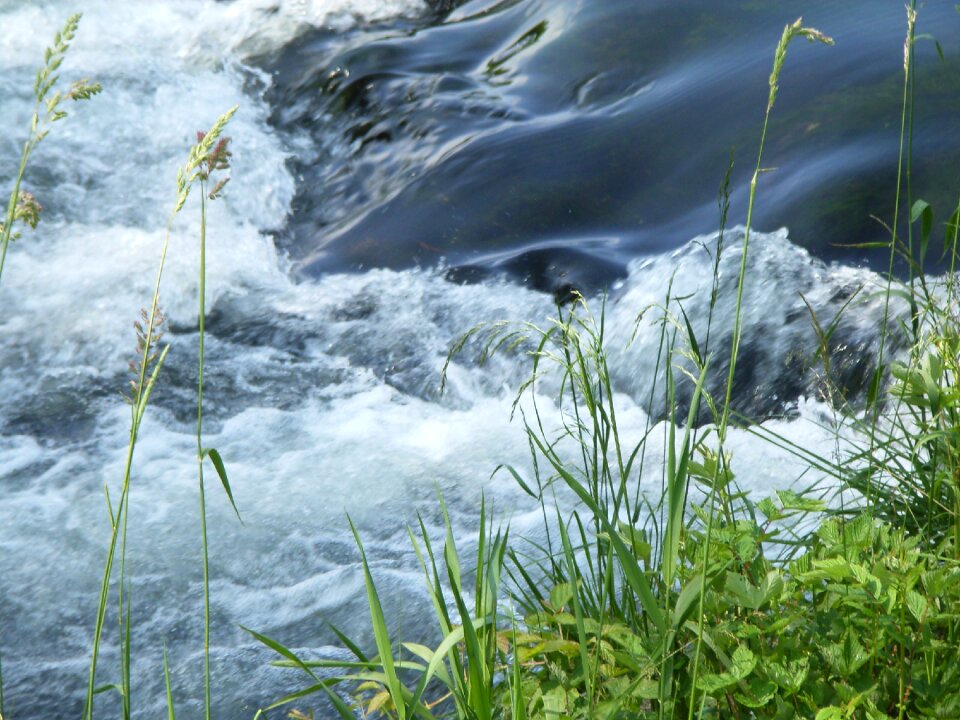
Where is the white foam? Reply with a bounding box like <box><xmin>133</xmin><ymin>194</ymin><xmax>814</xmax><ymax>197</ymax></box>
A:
<box><xmin>189</xmin><ymin>0</ymin><xmax>428</xmax><ymax>61</ymax></box>
<box><xmin>0</xmin><ymin>0</ymin><xmax>425</xmax><ymax>69</ymax></box>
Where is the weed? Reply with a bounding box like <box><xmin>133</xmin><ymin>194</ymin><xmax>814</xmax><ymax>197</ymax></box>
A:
<box><xmin>0</xmin><ymin>13</ymin><xmax>100</xmax><ymax>288</ymax></box>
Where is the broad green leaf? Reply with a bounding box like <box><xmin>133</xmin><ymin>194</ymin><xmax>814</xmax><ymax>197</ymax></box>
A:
<box><xmin>800</xmin><ymin>557</ymin><xmax>852</xmax><ymax>582</ymax></box>
<box><xmin>549</xmin><ymin>582</ymin><xmax>574</xmax><ymax>610</ymax></box>
<box><xmin>734</xmin><ymin>679</ymin><xmax>777</xmax><ymax>708</ymax></box>
<box><xmin>730</xmin><ymin>645</ymin><xmax>756</xmax><ymax>680</ymax></box>
<box><xmin>906</xmin><ymin>590</ymin><xmax>929</xmax><ymax>623</ymax></box>
<box><xmin>815</xmin><ymin>708</ymin><xmax>844</xmax><ymax>720</ymax></box>
<box><xmin>849</xmin><ymin>563</ymin><xmax>883</xmax><ymax>600</ymax></box>
<box><xmin>725</xmin><ymin>572</ymin><xmax>765</xmax><ymax>610</ymax></box>
<box><xmin>767</xmin><ymin>657</ymin><xmax>808</xmax><ymax>695</ymax></box>
<box><xmin>697</xmin><ymin>671</ymin><xmax>738</xmax><ymax>693</ymax></box>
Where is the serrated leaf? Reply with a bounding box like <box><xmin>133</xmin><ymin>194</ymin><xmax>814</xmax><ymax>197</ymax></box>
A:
<box><xmin>757</xmin><ymin>496</ymin><xmax>782</xmax><ymax>521</ymax></box>
<box><xmin>725</xmin><ymin>572</ymin><xmax>765</xmax><ymax>610</ymax></box>
<box><xmin>849</xmin><ymin>562</ymin><xmax>877</xmax><ymax>584</ymax></box>
<box><xmin>906</xmin><ymin>590</ymin><xmax>929</xmax><ymax>623</ymax></box>
<box><xmin>628</xmin><ymin>678</ymin><xmax>660</xmax><ymax>699</ymax></box>
<box><xmin>821</xmin><ymin>634</ymin><xmax>868</xmax><ymax>677</ymax></box>
<box><xmin>800</xmin><ymin>557</ymin><xmax>851</xmax><ymax>582</ymax></box>
<box><xmin>815</xmin><ymin>708</ymin><xmax>844</xmax><ymax>720</ymax></box>
<box><xmin>775</xmin><ymin>489</ymin><xmax>825</xmax><ymax>512</ymax></box>
<box><xmin>734</xmin><ymin>679</ymin><xmax>777</xmax><ymax>708</ymax></box>
<box><xmin>768</xmin><ymin>657</ymin><xmax>808</xmax><ymax>694</ymax></box>
<box><xmin>697</xmin><ymin>671</ymin><xmax>738</xmax><ymax>693</ymax></box>
<box><xmin>730</xmin><ymin>645</ymin><xmax>756</xmax><ymax>681</ymax></box>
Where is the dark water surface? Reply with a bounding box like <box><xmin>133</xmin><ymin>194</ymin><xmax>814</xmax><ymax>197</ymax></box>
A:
<box><xmin>266</xmin><ymin>0</ymin><xmax>960</xmax><ymax>293</ymax></box>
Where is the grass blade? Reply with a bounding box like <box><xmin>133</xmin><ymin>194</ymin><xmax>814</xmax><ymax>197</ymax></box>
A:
<box><xmin>347</xmin><ymin>517</ymin><xmax>407</xmax><ymax>720</ymax></box>
<box><xmin>201</xmin><ymin>447</ymin><xmax>242</xmax><ymax>522</ymax></box>
<box><xmin>163</xmin><ymin>645</ymin><xmax>176</xmax><ymax>720</ymax></box>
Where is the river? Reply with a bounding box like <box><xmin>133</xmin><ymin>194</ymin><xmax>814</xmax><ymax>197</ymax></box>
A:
<box><xmin>0</xmin><ymin>1</ymin><xmax>955</xmax><ymax>717</ymax></box>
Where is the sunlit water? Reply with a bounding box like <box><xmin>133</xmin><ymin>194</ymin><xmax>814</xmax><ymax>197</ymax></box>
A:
<box><xmin>0</xmin><ymin>0</ymin><xmax>952</xmax><ymax>717</ymax></box>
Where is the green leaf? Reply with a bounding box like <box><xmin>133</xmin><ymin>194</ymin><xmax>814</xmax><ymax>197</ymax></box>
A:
<box><xmin>672</xmin><ymin>574</ymin><xmax>704</xmax><ymax>629</ymax></box>
<box><xmin>616</xmin><ymin>521</ymin><xmax>652</xmax><ymax>565</ymax></box>
<box><xmin>162</xmin><ymin>646</ymin><xmax>176</xmax><ymax>720</ymax></box>
<box><xmin>549</xmin><ymin>582</ymin><xmax>574</xmax><ymax>610</ymax></box>
<box><xmin>495</xmin><ymin>463</ymin><xmax>538</xmax><ymax>498</ymax></box>
<box><xmin>775</xmin><ymin>489</ymin><xmax>825</xmax><ymax>512</ymax></box>
<box><xmin>697</xmin><ymin>671</ymin><xmax>737</xmax><ymax>693</ymax></box>
<box><xmin>757</xmin><ymin>496</ymin><xmax>782</xmax><ymax>522</ymax></box>
<box><xmin>799</xmin><ymin>557</ymin><xmax>851</xmax><ymax>582</ymax></box>
<box><xmin>767</xmin><ymin>657</ymin><xmax>809</xmax><ymax>695</ymax></box>
<box><xmin>241</xmin><ymin>626</ymin><xmax>318</xmax><ymax>681</ymax></box>
<box><xmin>815</xmin><ymin>708</ymin><xmax>844</xmax><ymax>720</ymax></box>
<box><xmin>347</xmin><ymin>518</ymin><xmax>407</xmax><ymax>720</ymax></box>
<box><xmin>866</xmin><ymin>365</ymin><xmax>882</xmax><ymax>409</ymax></box>
<box><xmin>730</xmin><ymin>645</ymin><xmax>756</xmax><ymax>681</ymax></box>
<box><xmin>678</xmin><ymin>302</ymin><xmax>701</xmax><ymax>365</ymax></box>
<box><xmin>821</xmin><ymin>635</ymin><xmax>868</xmax><ymax>677</ymax></box>
<box><xmin>326</xmin><ymin>620</ymin><xmax>369</xmax><ymax>663</ymax></box>
<box><xmin>697</xmin><ymin>646</ymin><xmax>755</xmax><ymax>693</ymax></box>
<box><xmin>725</xmin><ymin>572</ymin><xmax>765</xmax><ymax>610</ymax></box>
<box><xmin>911</xmin><ymin>198</ymin><xmax>933</xmax><ymax>266</ymax></box>
<box><xmin>734</xmin><ymin>679</ymin><xmax>777</xmax><ymax>708</ymax></box>
<box><xmin>906</xmin><ymin>590</ymin><xmax>929</xmax><ymax>623</ymax></box>
<box><xmin>527</xmin><ymin>431</ymin><xmax>665</xmax><ymax>635</ymax></box>
<box><xmin>849</xmin><ymin>563</ymin><xmax>883</xmax><ymax>600</ymax></box>
<box><xmin>201</xmin><ymin>447</ymin><xmax>241</xmax><ymax>522</ymax></box>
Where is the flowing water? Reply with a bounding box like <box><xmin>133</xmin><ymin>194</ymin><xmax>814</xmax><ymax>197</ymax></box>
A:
<box><xmin>0</xmin><ymin>0</ymin><xmax>957</xmax><ymax>717</ymax></box>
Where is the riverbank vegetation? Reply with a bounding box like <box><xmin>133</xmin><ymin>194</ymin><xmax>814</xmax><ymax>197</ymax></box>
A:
<box><xmin>3</xmin><ymin>5</ymin><xmax>960</xmax><ymax>720</ymax></box>
<box><xmin>252</xmin><ymin>8</ymin><xmax>960</xmax><ymax>720</ymax></box>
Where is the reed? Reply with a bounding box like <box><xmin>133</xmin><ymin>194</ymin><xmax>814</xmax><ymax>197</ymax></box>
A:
<box><xmin>189</xmin><ymin>113</ymin><xmax>243</xmax><ymax>720</ymax></box>
<box><xmin>0</xmin><ymin>14</ymin><xmax>99</xmax><ymax>289</ymax></box>
<box><xmin>83</xmin><ymin>107</ymin><xmax>239</xmax><ymax>720</ymax></box>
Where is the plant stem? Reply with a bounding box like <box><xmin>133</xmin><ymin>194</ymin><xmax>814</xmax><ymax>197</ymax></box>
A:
<box><xmin>0</xmin><ymin>140</ymin><xmax>32</xmax><ymax>287</ymax></box>
<box><xmin>198</xmin><ymin>185</ymin><xmax>212</xmax><ymax>720</ymax></box>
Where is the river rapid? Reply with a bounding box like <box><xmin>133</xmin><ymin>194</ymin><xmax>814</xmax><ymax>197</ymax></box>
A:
<box><xmin>0</xmin><ymin>1</ymin><xmax>957</xmax><ymax>717</ymax></box>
